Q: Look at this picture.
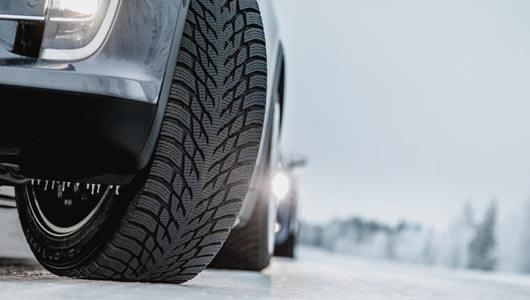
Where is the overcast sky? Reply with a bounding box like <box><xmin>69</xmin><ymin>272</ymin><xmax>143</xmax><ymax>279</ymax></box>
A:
<box><xmin>272</xmin><ymin>0</ymin><xmax>530</xmax><ymax>228</ymax></box>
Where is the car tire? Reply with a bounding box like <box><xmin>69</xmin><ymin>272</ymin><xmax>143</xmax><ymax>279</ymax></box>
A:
<box><xmin>16</xmin><ymin>0</ymin><xmax>267</xmax><ymax>284</ymax></box>
<box><xmin>209</xmin><ymin>186</ymin><xmax>273</xmax><ymax>271</ymax></box>
<box><xmin>274</xmin><ymin>233</ymin><xmax>296</xmax><ymax>258</ymax></box>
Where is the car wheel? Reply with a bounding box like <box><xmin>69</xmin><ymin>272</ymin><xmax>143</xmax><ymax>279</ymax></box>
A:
<box><xmin>16</xmin><ymin>0</ymin><xmax>267</xmax><ymax>284</ymax></box>
<box><xmin>209</xmin><ymin>186</ymin><xmax>274</xmax><ymax>271</ymax></box>
<box><xmin>274</xmin><ymin>233</ymin><xmax>296</xmax><ymax>258</ymax></box>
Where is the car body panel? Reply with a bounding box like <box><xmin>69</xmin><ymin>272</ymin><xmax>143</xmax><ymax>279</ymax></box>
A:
<box><xmin>0</xmin><ymin>0</ymin><xmax>285</xmax><ymax>226</ymax></box>
<box><xmin>0</xmin><ymin>0</ymin><xmax>182</xmax><ymax>103</ymax></box>
<box><xmin>0</xmin><ymin>1</ymin><xmax>47</xmax><ymax>17</ymax></box>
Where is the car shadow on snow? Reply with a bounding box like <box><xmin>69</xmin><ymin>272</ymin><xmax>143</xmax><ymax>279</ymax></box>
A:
<box><xmin>0</xmin><ymin>257</ymin><xmax>55</xmax><ymax>279</ymax></box>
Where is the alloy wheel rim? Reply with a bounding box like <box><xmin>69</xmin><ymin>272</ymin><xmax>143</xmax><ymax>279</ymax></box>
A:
<box><xmin>25</xmin><ymin>181</ymin><xmax>118</xmax><ymax>237</ymax></box>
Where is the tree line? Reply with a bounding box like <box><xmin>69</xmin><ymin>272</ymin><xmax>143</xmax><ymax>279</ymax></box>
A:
<box><xmin>300</xmin><ymin>200</ymin><xmax>530</xmax><ymax>273</ymax></box>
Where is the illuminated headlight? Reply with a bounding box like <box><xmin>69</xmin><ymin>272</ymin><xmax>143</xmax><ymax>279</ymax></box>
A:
<box><xmin>41</xmin><ymin>0</ymin><xmax>120</xmax><ymax>60</ymax></box>
<box><xmin>272</xmin><ymin>172</ymin><xmax>291</xmax><ymax>201</ymax></box>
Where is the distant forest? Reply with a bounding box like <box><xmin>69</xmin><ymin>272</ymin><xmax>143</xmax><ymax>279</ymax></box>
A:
<box><xmin>300</xmin><ymin>201</ymin><xmax>530</xmax><ymax>274</ymax></box>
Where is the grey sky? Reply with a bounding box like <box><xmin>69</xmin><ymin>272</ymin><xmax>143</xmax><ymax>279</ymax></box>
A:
<box><xmin>273</xmin><ymin>0</ymin><xmax>530</xmax><ymax>228</ymax></box>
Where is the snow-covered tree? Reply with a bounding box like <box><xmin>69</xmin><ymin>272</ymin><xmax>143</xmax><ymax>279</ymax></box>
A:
<box><xmin>519</xmin><ymin>201</ymin><xmax>530</xmax><ymax>273</ymax></box>
<box><xmin>468</xmin><ymin>202</ymin><xmax>497</xmax><ymax>271</ymax></box>
<box><xmin>438</xmin><ymin>202</ymin><xmax>475</xmax><ymax>269</ymax></box>
<box><xmin>298</xmin><ymin>221</ymin><xmax>324</xmax><ymax>246</ymax></box>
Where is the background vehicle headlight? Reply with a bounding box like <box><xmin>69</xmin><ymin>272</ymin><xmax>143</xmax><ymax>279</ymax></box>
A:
<box><xmin>272</xmin><ymin>171</ymin><xmax>291</xmax><ymax>201</ymax></box>
<box><xmin>41</xmin><ymin>0</ymin><xmax>120</xmax><ymax>60</ymax></box>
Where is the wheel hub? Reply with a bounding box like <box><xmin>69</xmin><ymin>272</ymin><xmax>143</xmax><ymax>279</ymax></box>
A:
<box><xmin>26</xmin><ymin>180</ymin><xmax>120</xmax><ymax>236</ymax></box>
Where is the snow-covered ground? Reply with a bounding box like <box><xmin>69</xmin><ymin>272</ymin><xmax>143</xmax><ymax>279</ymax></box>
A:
<box><xmin>1</xmin><ymin>209</ymin><xmax>530</xmax><ymax>300</ymax></box>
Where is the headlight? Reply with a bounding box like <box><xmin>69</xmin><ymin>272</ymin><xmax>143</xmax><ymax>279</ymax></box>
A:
<box><xmin>41</xmin><ymin>0</ymin><xmax>120</xmax><ymax>60</ymax></box>
<box><xmin>272</xmin><ymin>171</ymin><xmax>291</xmax><ymax>201</ymax></box>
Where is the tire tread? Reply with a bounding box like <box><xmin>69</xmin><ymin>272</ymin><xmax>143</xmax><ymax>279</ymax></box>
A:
<box><xmin>46</xmin><ymin>0</ymin><xmax>266</xmax><ymax>283</ymax></box>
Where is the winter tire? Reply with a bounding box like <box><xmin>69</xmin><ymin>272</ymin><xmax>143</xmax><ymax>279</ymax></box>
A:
<box><xmin>209</xmin><ymin>186</ymin><xmax>273</xmax><ymax>271</ymax></box>
<box><xmin>16</xmin><ymin>0</ymin><xmax>267</xmax><ymax>284</ymax></box>
<box><xmin>274</xmin><ymin>233</ymin><xmax>296</xmax><ymax>258</ymax></box>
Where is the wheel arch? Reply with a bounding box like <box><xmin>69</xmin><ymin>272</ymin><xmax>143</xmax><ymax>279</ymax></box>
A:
<box><xmin>136</xmin><ymin>0</ymin><xmax>190</xmax><ymax>173</ymax></box>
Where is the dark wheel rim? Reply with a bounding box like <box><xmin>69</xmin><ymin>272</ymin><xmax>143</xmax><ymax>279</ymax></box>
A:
<box><xmin>25</xmin><ymin>181</ymin><xmax>117</xmax><ymax>237</ymax></box>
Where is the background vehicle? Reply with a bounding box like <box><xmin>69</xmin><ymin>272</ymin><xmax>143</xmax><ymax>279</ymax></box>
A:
<box><xmin>273</xmin><ymin>157</ymin><xmax>306</xmax><ymax>258</ymax></box>
<box><xmin>0</xmin><ymin>0</ymin><xmax>285</xmax><ymax>284</ymax></box>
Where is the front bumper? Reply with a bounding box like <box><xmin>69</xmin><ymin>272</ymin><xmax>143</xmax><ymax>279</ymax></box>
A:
<box><xmin>0</xmin><ymin>0</ymin><xmax>189</xmax><ymax>184</ymax></box>
<box><xmin>0</xmin><ymin>85</ymin><xmax>156</xmax><ymax>184</ymax></box>
<box><xmin>0</xmin><ymin>0</ymin><xmax>182</xmax><ymax>104</ymax></box>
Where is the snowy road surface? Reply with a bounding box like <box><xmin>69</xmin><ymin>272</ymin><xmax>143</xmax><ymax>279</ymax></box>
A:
<box><xmin>1</xmin><ymin>209</ymin><xmax>530</xmax><ymax>300</ymax></box>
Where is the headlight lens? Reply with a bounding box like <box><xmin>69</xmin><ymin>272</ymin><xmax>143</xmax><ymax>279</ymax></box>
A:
<box><xmin>41</xmin><ymin>0</ymin><xmax>119</xmax><ymax>60</ymax></box>
<box><xmin>52</xmin><ymin>0</ymin><xmax>100</xmax><ymax>17</ymax></box>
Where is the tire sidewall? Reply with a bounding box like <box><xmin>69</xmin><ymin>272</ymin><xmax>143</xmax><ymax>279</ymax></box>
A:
<box><xmin>16</xmin><ymin>185</ymin><xmax>124</xmax><ymax>271</ymax></box>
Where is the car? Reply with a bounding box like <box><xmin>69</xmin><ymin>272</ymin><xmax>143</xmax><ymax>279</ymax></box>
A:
<box><xmin>0</xmin><ymin>0</ymin><xmax>285</xmax><ymax>284</ymax></box>
<box><xmin>272</xmin><ymin>157</ymin><xmax>306</xmax><ymax>258</ymax></box>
